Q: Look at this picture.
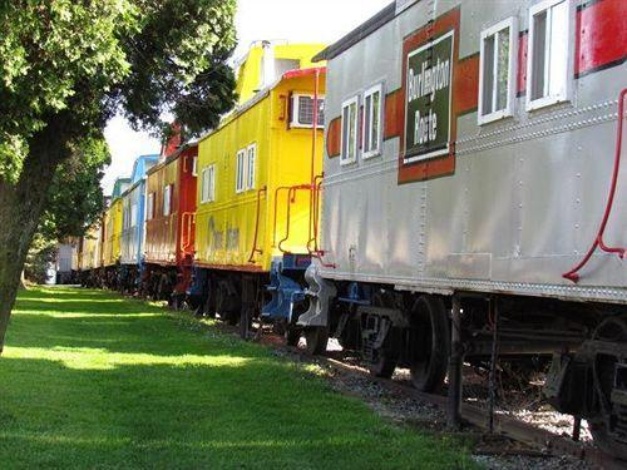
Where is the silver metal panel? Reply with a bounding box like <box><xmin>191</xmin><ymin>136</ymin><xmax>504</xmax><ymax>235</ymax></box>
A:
<box><xmin>319</xmin><ymin>0</ymin><xmax>627</xmax><ymax>304</ymax></box>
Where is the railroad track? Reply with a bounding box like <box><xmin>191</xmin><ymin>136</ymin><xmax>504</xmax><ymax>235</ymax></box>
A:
<box><xmin>281</xmin><ymin>344</ymin><xmax>625</xmax><ymax>470</ymax></box>
<box><xmin>193</xmin><ymin>315</ymin><xmax>624</xmax><ymax>469</ymax></box>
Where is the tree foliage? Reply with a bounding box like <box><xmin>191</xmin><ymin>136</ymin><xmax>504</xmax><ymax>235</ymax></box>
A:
<box><xmin>40</xmin><ymin>136</ymin><xmax>111</xmax><ymax>241</ymax></box>
<box><xmin>0</xmin><ymin>0</ymin><xmax>237</xmax><ymax>183</ymax></box>
<box><xmin>0</xmin><ymin>0</ymin><xmax>239</xmax><ymax>351</ymax></box>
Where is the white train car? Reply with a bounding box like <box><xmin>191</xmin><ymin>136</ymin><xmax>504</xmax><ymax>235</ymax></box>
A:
<box><xmin>299</xmin><ymin>0</ymin><xmax>627</xmax><ymax>457</ymax></box>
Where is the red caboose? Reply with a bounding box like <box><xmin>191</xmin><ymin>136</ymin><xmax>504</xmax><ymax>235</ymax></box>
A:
<box><xmin>143</xmin><ymin>134</ymin><xmax>198</xmax><ymax>304</ymax></box>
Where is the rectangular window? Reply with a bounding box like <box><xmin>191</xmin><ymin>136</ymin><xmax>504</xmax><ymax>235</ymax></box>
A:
<box><xmin>163</xmin><ymin>184</ymin><xmax>172</xmax><ymax>216</ymax></box>
<box><xmin>363</xmin><ymin>84</ymin><xmax>383</xmax><ymax>158</ymax></box>
<box><xmin>201</xmin><ymin>167</ymin><xmax>209</xmax><ymax>202</ymax></box>
<box><xmin>246</xmin><ymin>144</ymin><xmax>256</xmax><ymax>190</ymax></box>
<box><xmin>201</xmin><ymin>165</ymin><xmax>215</xmax><ymax>203</ymax></box>
<box><xmin>147</xmin><ymin>192</ymin><xmax>155</xmax><ymax>220</ymax></box>
<box><xmin>123</xmin><ymin>202</ymin><xmax>131</xmax><ymax>229</ymax></box>
<box><xmin>191</xmin><ymin>156</ymin><xmax>198</xmax><ymax>176</ymax></box>
<box><xmin>527</xmin><ymin>0</ymin><xmax>571</xmax><ymax>110</ymax></box>
<box><xmin>236</xmin><ymin>149</ymin><xmax>246</xmax><ymax>193</ymax></box>
<box><xmin>479</xmin><ymin>17</ymin><xmax>517</xmax><ymax>124</ymax></box>
<box><xmin>290</xmin><ymin>94</ymin><xmax>325</xmax><ymax>128</ymax></box>
<box><xmin>341</xmin><ymin>96</ymin><xmax>359</xmax><ymax>165</ymax></box>
<box><xmin>130</xmin><ymin>203</ymin><xmax>137</xmax><ymax>227</ymax></box>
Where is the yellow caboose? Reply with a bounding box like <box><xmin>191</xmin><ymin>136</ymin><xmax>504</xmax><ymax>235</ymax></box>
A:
<box><xmin>101</xmin><ymin>179</ymin><xmax>129</xmax><ymax>286</ymax></box>
<box><xmin>192</xmin><ymin>42</ymin><xmax>326</xmax><ymax>337</ymax></box>
<box><xmin>77</xmin><ymin>221</ymin><xmax>104</xmax><ymax>286</ymax></box>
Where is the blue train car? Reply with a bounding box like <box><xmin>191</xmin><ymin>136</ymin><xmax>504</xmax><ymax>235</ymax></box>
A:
<box><xmin>119</xmin><ymin>154</ymin><xmax>159</xmax><ymax>291</ymax></box>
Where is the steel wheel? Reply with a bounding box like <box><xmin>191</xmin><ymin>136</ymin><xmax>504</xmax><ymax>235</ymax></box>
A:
<box><xmin>369</xmin><ymin>346</ymin><xmax>398</xmax><ymax>378</ymax></box>
<box><xmin>409</xmin><ymin>295</ymin><xmax>450</xmax><ymax>392</ymax></box>
<box><xmin>304</xmin><ymin>326</ymin><xmax>329</xmax><ymax>355</ymax></box>
<box><xmin>239</xmin><ymin>306</ymin><xmax>253</xmax><ymax>340</ymax></box>
<box><xmin>285</xmin><ymin>326</ymin><xmax>301</xmax><ymax>347</ymax></box>
<box><xmin>588</xmin><ymin>315</ymin><xmax>627</xmax><ymax>459</ymax></box>
<box><xmin>223</xmin><ymin>309</ymin><xmax>239</xmax><ymax>326</ymax></box>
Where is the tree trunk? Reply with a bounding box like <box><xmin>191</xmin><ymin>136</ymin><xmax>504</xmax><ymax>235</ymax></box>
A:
<box><xmin>0</xmin><ymin>115</ymin><xmax>71</xmax><ymax>353</ymax></box>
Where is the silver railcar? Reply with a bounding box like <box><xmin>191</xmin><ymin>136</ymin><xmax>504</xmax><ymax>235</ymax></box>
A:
<box><xmin>300</xmin><ymin>0</ymin><xmax>627</xmax><ymax>457</ymax></box>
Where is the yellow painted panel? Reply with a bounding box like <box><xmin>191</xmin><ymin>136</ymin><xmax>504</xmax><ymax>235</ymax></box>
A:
<box><xmin>102</xmin><ymin>198</ymin><xmax>124</xmax><ymax>267</ymax></box>
<box><xmin>79</xmin><ymin>223</ymin><xmax>103</xmax><ymax>270</ymax></box>
<box><xmin>196</xmin><ymin>68</ymin><xmax>326</xmax><ymax>273</ymax></box>
<box><xmin>235</xmin><ymin>43</ymin><xmax>326</xmax><ymax>105</ymax></box>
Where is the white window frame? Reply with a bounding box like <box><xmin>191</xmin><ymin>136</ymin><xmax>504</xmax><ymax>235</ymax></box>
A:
<box><xmin>191</xmin><ymin>156</ymin><xmax>198</xmax><ymax>176</ymax></box>
<box><xmin>362</xmin><ymin>84</ymin><xmax>384</xmax><ymax>159</ymax></box>
<box><xmin>201</xmin><ymin>165</ymin><xmax>216</xmax><ymax>203</ymax></box>
<box><xmin>130</xmin><ymin>203</ymin><xmax>137</xmax><ymax>228</ymax></box>
<box><xmin>526</xmin><ymin>0</ymin><xmax>573</xmax><ymax>111</ymax></box>
<box><xmin>163</xmin><ymin>184</ymin><xmax>172</xmax><ymax>216</ymax></box>
<box><xmin>290</xmin><ymin>93</ymin><xmax>325</xmax><ymax>129</ymax></box>
<box><xmin>340</xmin><ymin>96</ymin><xmax>359</xmax><ymax>165</ymax></box>
<box><xmin>246</xmin><ymin>143</ymin><xmax>256</xmax><ymax>190</ymax></box>
<box><xmin>123</xmin><ymin>202</ymin><xmax>131</xmax><ymax>229</ymax></box>
<box><xmin>235</xmin><ymin>149</ymin><xmax>246</xmax><ymax>193</ymax></box>
<box><xmin>146</xmin><ymin>192</ymin><xmax>155</xmax><ymax>220</ymax></box>
<box><xmin>478</xmin><ymin>17</ymin><xmax>518</xmax><ymax>125</ymax></box>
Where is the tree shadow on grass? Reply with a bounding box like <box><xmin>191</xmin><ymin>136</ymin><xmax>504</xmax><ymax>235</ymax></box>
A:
<box><xmin>0</xmin><ymin>355</ymin><xmax>473</xmax><ymax>470</ymax></box>
<box><xmin>3</xmin><ymin>289</ymin><xmax>475</xmax><ymax>469</ymax></box>
<box><xmin>18</xmin><ymin>287</ymin><xmax>121</xmax><ymax>301</ymax></box>
<box><xmin>5</xmin><ymin>311</ymin><xmax>250</xmax><ymax>358</ymax></box>
<box><xmin>9</xmin><ymin>290</ymin><xmax>228</xmax><ymax>357</ymax></box>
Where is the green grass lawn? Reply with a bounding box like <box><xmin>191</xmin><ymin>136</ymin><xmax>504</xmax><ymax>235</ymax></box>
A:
<box><xmin>0</xmin><ymin>287</ymin><xmax>477</xmax><ymax>469</ymax></box>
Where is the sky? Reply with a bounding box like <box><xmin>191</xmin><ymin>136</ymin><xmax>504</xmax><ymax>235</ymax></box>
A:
<box><xmin>102</xmin><ymin>0</ymin><xmax>393</xmax><ymax>193</ymax></box>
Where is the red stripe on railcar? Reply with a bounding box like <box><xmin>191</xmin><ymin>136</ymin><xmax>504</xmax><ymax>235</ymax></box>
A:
<box><xmin>517</xmin><ymin>32</ymin><xmax>528</xmax><ymax>96</ymax></box>
<box><xmin>326</xmin><ymin>117</ymin><xmax>341</xmax><ymax>158</ymax></box>
<box><xmin>384</xmin><ymin>89</ymin><xmax>404</xmax><ymax>140</ymax></box>
<box><xmin>455</xmin><ymin>53</ymin><xmax>479</xmax><ymax>115</ymax></box>
<box><xmin>576</xmin><ymin>0</ymin><xmax>627</xmax><ymax>77</ymax></box>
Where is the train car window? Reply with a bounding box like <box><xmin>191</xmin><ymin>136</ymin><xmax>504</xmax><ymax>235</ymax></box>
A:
<box><xmin>246</xmin><ymin>144</ymin><xmax>256</xmax><ymax>190</ymax></box>
<box><xmin>526</xmin><ymin>0</ymin><xmax>572</xmax><ymax>111</ymax></box>
<box><xmin>341</xmin><ymin>96</ymin><xmax>359</xmax><ymax>165</ymax></box>
<box><xmin>290</xmin><ymin>94</ymin><xmax>325</xmax><ymax>128</ymax></box>
<box><xmin>191</xmin><ymin>156</ymin><xmax>198</xmax><ymax>176</ymax></box>
<box><xmin>236</xmin><ymin>149</ymin><xmax>246</xmax><ymax>193</ymax></box>
<box><xmin>123</xmin><ymin>202</ymin><xmax>130</xmax><ymax>229</ymax></box>
<box><xmin>146</xmin><ymin>192</ymin><xmax>155</xmax><ymax>220</ymax></box>
<box><xmin>201</xmin><ymin>165</ymin><xmax>215</xmax><ymax>203</ymax></box>
<box><xmin>163</xmin><ymin>184</ymin><xmax>172</xmax><ymax>216</ymax></box>
<box><xmin>131</xmin><ymin>203</ymin><xmax>137</xmax><ymax>228</ymax></box>
<box><xmin>276</xmin><ymin>59</ymin><xmax>300</xmax><ymax>77</ymax></box>
<box><xmin>363</xmin><ymin>84</ymin><xmax>383</xmax><ymax>158</ymax></box>
<box><xmin>479</xmin><ymin>17</ymin><xmax>517</xmax><ymax>125</ymax></box>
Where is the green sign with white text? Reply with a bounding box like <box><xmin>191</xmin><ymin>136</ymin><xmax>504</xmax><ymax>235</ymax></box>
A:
<box><xmin>404</xmin><ymin>31</ymin><xmax>454</xmax><ymax>163</ymax></box>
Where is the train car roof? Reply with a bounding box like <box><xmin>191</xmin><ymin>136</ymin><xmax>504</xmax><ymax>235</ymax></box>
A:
<box><xmin>198</xmin><ymin>66</ymin><xmax>326</xmax><ymax>144</ymax></box>
<box><xmin>130</xmin><ymin>154</ymin><xmax>159</xmax><ymax>185</ymax></box>
<box><xmin>313</xmin><ymin>2</ymin><xmax>395</xmax><ymax>62</ymax></box>
<box><xmin>146</xmin><ymin>140</ymin><xmax>199</xmax><ymax>177</ymax></box>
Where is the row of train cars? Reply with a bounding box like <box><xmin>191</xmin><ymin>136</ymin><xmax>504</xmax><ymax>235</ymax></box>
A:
<box><xmin>69</xmin><ymin>0</ymin><xmax>627</xmax><ymax>458</ymax></box>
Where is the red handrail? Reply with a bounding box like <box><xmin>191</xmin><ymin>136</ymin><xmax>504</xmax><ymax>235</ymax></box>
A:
<box><xmin>180</xmin><ymin>212</ymin><xmax>195</xmax><ymax>254</ymax></box>
<box><xmin>563</xmin><ymin>89</ymin><xmax>627</xmax><ymax>282</ymax></box>
<box><xmin>272</xmin><ymin>184</ymin><xmax>310</xmax><ymax>249</ymax></box>
<box><xmin>277</xmin><ymin>185</ymin><xmax>311</xmax><ymax>253</ymax></box>
<box><xmin>248</xmin><ymin>186</ymin><xmax>267</xmax><ymax>263</ymax></box>
<box><xmin>307</xmin><ymin>174</ymin><xmax>324</xmax><ymax>253</ymax></box>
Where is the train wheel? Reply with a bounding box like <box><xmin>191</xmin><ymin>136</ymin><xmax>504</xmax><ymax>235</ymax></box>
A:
<box><xmin>285</xmin><ymin>326</ymin><xmax>301</xmax><ymax>347</ymax></box>
<box><xmin>369</xmin><ymin>345</ymin><xmax>398</xmax><ymax>378</ymax></box>
<box><xmin>239</xmin><ymin>306</ymin><xmax>253</xmax><ymax>340</ymax></box>
<box><xmin>304</xmin><ymin>326</ymin><xmax>329</xmax><ymax>355</ymax></box>
<box><xmin>223</xmin><ymin>310</ymin><xmax>239</xmax><ymax>326</ymax></box>
<box><xmin>588</xmin><ymin>316</ymin><xmax>627</xmax><ymax>460</ymax></box>
<box><xmin>409</xmin><ymin>295</ymin><xmax>450</xmax><ymax>392</ymax></box>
